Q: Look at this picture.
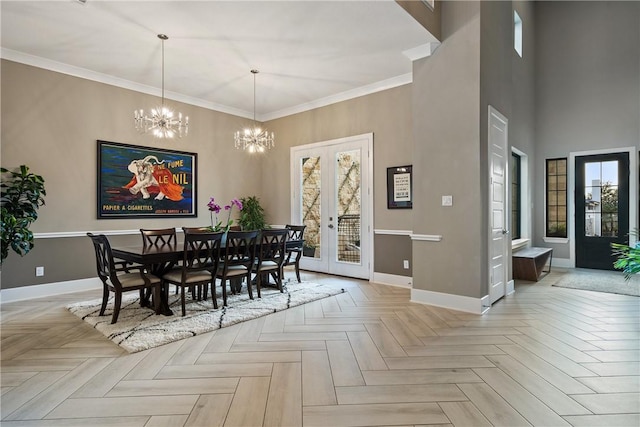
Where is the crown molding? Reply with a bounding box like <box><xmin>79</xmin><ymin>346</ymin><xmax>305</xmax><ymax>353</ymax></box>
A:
<box><xmin>402</xmin><ymin>41</ymin><xmax>440</xmax><ymax>61</ymax></box>
<box><xmin>1</xmin><ymin>48</ymin><xmax>254</xmax><ymax>119</ymax></box>
<box><xmin>2</xmin><ymin>48</ymin><xmax>415</xmax><ymax>122</ymax></box>
<box><xmin>261</xmin><ymin>73</ymin><xmax>413</xmax><ymax>121</ymax></box>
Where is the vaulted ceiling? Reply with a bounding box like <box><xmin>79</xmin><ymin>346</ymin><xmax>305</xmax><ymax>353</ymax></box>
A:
<box><xmin>1</xmin><ymin>1</ymin><xmax>438</xmax><ymax>120</ymax></box>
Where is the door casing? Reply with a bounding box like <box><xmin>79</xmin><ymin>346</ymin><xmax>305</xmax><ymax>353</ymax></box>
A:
<box><xmin>290</xmin><ymin>133</ymin><xmax>374</xmax><ymax>280</ymax></box>
<box><xmin>569</xmin><ymin>147</ymin><xmax>638</xmax><ymax>268</ymax></box>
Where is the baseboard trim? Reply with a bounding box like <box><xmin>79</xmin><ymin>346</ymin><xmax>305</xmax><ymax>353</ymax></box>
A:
<box><xmin>506</xmin><ymin>279</ymin><xmax>515</xmax><ymax>295</ymax></box>
<box><xmin>411</xmin><ymin>288</ymin><xmax>489</xmax><ymax>314</ymax></box>
<box><xmin>0</xmin><ymin>278</ymin><xmax>101</xmax><ymax>304</ymax></box>
<box><xmin>372</xmin><ymin>272</ymin><xmax>412</xmax><ymax>288</ymax></box>
<box><xmin>552</xmin><ymin>257</ymin><xmax>572</xmax><ymax>268</ymax></box>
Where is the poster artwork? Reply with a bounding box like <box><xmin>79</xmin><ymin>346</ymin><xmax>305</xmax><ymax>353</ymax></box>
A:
<box><xmin>98</xmin><ymin>141</ymin><xmax>197</xmax><ymax>218</ymax></box>
<box><xmin>394</xmin><ymin>173</ymin><xmax>411</xmax><ymax>202</ymax></box>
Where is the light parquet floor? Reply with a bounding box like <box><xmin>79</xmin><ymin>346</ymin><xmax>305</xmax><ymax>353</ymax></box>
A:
<box><xmin>1</xmin><ymin>269</ymin><xmax>639</xmax><ymax>426</ymax></box>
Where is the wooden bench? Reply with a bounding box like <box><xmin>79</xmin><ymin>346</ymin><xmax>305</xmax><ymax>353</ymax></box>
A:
<box><xmin>512</xmin><ymin>247</ymin><xmax>553</xmax><ymax>281</ymax></box>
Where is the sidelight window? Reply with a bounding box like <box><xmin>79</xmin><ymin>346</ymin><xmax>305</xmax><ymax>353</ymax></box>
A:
<box><xmin>546</xmin><ymin>158</ymin><xmax>567</xmax><ymax>238</ymax></box>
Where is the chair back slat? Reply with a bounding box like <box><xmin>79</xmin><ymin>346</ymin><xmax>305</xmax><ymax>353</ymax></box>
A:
<box><xmin>222</xmin><ymin>230</ymin><xmax>258</xmax><ymax>268</ymax></box>
<box><xmin>140</xmin><ymin>228</ymin><xmax>177</xmax><ymax>247</ymax></box>
<box><xmin>87</xmin><ymin>232</ymin><xmax>128</xmax><ymax>290</ymax></box>
<box><xmin>285</xmin><ymin>224</ymin><xmax>306</xmax><ymax>242</ymax></box>
<box><xmin>258</xmin><ymin>229</ymin><xmax>288</xmax><ymax>264</ymax></box>
<box><xmin>181</xmin><ymin>228</ymin><xmax>224</xmax><ymax>275</ymax></box>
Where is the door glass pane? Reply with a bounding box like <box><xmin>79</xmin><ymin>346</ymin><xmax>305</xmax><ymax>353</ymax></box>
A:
<box><xmin>336</xmin><ymin>149</ymin><xmax>361</xmax><ymax>264</ymax></box>
<box><xmin>583</xmin><ymin>160</ymin><xmax>619</xmax><ymax>237</ymax></box>
<box><xmin>301</xmin><ymin>156</ymin><xmax>320</xmax><ymax>258</ymax></box>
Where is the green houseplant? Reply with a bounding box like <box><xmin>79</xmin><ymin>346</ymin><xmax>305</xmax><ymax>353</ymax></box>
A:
<box><xmin>1</xmin><ymin>165</ymin><xmax>46</xmax><ymax>263</ymax></box>
<box><xmin>238</xmin><ymin>195</ymin><xmax>267</xmax><ymax>231</ymax></box>
<box><xmin>612</xmin><ymin>229</ymin><xmax>640</xmax><ymax>281</ymax></box>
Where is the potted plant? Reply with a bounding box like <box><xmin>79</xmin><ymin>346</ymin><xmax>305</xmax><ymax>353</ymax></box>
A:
<box><xmin>238</xmin><ymin>195</ymin><xmax>268</xmax><ymax>231</ymax></box>
<box><xmin>303</xmin><ymin>242</ymin><xmax>316</xmax><ymax>257</ymax></box>
<box><xmin>1</xmin><ymin>165</ymin><xmax>46</xmax><ymax>263</ymax></box>
<box><xmin>612</xmin><ymin>229</ymin><xmax>640</xmax><ymax>281</ymax></box>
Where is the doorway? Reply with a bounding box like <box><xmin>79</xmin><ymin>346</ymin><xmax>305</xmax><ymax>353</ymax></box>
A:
<box><xmin>290</xmin><ymin>133</ymin><xmax>373</xmax><ymax>279</ymax></box>
<box><xmin>488</xmin><ymin>107</ymin><xmax>509</xmax><ymax>304</ymax></box>
<box><xmin>575</xmin><ymin>152</ymin><xmax>630</xmax><ymax>270</ymax></box>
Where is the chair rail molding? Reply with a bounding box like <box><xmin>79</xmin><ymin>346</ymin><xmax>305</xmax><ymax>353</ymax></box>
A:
<box><xmin>411</xmin><ymin>234</ymin><xmax>442</xmax><ymax>242</ymax></box>
<box><xmin>374</xmin><ymin>229</ymin><xmax>413</xmax><ymax>236</ymax></box>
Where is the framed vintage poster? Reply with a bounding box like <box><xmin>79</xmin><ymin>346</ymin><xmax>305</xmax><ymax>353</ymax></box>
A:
<box><xmin>387</xmin><ymin>165</ymin><xmax>412</xmax><ymax>209</ymax></box>
<box><xmin>97</xmin><ymin>140</ymin><xmax>197</xmax><ymax>218</ymax></box>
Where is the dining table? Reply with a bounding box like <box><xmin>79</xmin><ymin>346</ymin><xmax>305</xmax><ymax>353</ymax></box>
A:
<box><xmin>111</xmin><ymin>236</ymin><xmax>304</xmax><ymax>316</ymax></box>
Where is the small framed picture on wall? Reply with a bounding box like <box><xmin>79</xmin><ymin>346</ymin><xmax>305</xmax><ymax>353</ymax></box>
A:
<box><xmin>387</xmin><ymin>165</ymin><xmax>412</xmax><ymax>209</ymax></box>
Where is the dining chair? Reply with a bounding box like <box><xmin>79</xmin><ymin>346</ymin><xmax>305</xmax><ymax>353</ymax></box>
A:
<box><xmin>252</xmin><ymin>228</ymin><xmax>288</xmax><ymax>297</ymax></box>
<box><xmin>140</xmin><ymin>227</ymin><xmax>177</xmax><ymax>247</ymax></box>
<box><xmin>215</xmin><ymin>230</ymin><xmax>259</xmax><ymax>306</ymax></box>
<box><xmin>160</xmin><ymin>228</ymin><xmax>224</xmax><ymax>316</ymax></box>
<box><xmin>87</xmin><ymin>233</ymin><xmax>162</xmax><ymax>324</ymax></box>
<box><xmin>140</xmin><ymin>227</ymin><xmax>178</xmax><ymax>295</ymax></box>
<box><xmin>283</xmin><ymin>224</ymin><xmax>306</xmax><ymax>282</ymax></box>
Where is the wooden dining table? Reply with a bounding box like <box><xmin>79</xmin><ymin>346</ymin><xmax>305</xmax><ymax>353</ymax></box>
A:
<box><xmin>111</xmin><ymin>237</ymin><xmax>304</xmax><ymax>316</ymax></box>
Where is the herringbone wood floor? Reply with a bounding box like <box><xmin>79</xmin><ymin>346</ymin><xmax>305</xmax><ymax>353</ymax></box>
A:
<box><xmin>1</xmin><ymin>269</ymin><xmax>639</xmax><ymax>426</ymax></box>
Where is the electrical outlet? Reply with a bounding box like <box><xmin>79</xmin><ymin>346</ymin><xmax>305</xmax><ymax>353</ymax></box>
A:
<box><xmin>442</xmin><ymin>195</ymin><xmax>453</xmax><ymax>206</ymax></box>
<box><xmin>403</xmin><ymin>260</ymin><xmax>409</xmax><ymax>269</ymax></box>
<box><xmin>35</xmin><ymin>266</ymin><xmax>44</xmax><ymax>277</ymax></box>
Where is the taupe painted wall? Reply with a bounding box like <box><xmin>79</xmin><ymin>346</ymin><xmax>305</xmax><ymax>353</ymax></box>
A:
<box><xmin>411</xmin><ymin>1</ymin><xmax>483</xmax><ymax>298</ymax></box>
<box><xmin>511</xmin><ymin>0</ymin><xmax>537</xmax><ymax>246</ymax></box>
<box><xmin>533</xmin><ymin>1</ymin><xmax>640</xmax><ymax>254</ymax></box>
<box><xmin>1</xmin><ymin>60</ymin><xmax>416</xmax><ymax>288</ymax></box>
<box><xmin>263</xmin><ymin>86</ymin><xmax>415</xmax><ymax>277</ymax></box>
<box><xmin>1</xmin><ymin>60</ymin><xmax>265</xmax><ymax>288</ymax></box>
<box><xmin>397</xmin><ymin>0</ymin><xmax>442</xmax><ymax>41</ymax></box>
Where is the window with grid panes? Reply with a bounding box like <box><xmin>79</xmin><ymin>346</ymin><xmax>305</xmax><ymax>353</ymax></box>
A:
<box><xmin>546</xmin><ymin>158</ymin><xmax>567</xmax><ymax>237</ymax></box>
<box><xmin>511</xmin><ymin>153</ymin><xmax>521</xmax><ymax>239</ymax></box>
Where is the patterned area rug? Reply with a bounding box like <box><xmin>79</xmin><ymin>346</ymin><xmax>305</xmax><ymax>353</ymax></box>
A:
<box><xmin>67</xmin><ymin>281</ymin><xmax>344</xmax><ymax>353</ymax></box>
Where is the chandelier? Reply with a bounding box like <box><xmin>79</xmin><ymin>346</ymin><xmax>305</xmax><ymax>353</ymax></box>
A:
<box><xmin>234</xmin><ymin>69</ymin><xmax>274</xmax><ymax>153</ymax></box>
<box><xmin>134</xmin><ymin>34</ymin><xmax>188</xmax><ymax>138</ymax></box>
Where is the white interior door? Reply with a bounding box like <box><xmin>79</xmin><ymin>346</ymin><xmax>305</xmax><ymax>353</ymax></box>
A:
<box><xmin>489</xmin><ymin>106</ymin><xmax>509</xmax><ymax>304</ymax></box>
<box><xmin>291</xmin><ymin>133</ymin><xmax>373</xmax><ymax>279</ymax></box>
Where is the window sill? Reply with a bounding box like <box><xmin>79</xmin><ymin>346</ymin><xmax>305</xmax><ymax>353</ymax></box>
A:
<box><xmin>512</xmin><ymin>238</ymin><xmax>529</xmax><ymax>251</ymax></box>
<box><xmin>543</xmin><ymin>237</ymin><xmax>569</xmax><ymax>244</ymax></box>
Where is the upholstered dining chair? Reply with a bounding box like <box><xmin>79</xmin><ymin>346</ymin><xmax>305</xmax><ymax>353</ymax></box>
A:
<box><xmin>140</xmin><ymin>227</ymin><xmax>178</xmax><ymax>295</ymax></box>
<box><xmin>215</xmin><ymin>230</ymin><xmax>258</xmax><ymax>306</ymax></box>
<box><xmin>284</xmin><ymin>224</ymin><xmax>306</xmax><ymax>282</ymax></box>
<box><xmin>87</xmin><ymin>233</ymin><xmax>162</xmax><ymax>324</ymax></box>
<box><xmin>252</xmin><ymin>228</ymin><xmax>288</xmax><ymax>298</ymax></box>
<box><xmin>161</xmin><ymin>228</ymin><xmax>224</xmax><ymax>316</ymax></box>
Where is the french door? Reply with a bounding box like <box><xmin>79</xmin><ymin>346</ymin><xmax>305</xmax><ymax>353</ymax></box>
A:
<box><xmin>575</xmin><ymin>152</ymin><xmax>630</xmax><ymax>270</ymax></box>
<box><xmin>290</xmin><ymin>133</ymin><xmax>373</xmax><ymax>279</ymax></box>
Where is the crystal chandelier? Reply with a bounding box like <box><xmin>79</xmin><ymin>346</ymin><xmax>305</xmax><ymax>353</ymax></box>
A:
<box><xmin>234</xmin><ymin>69</ymin><xmax>274</xmax><ymax>153</ymax></box>
<box><xmin>134</xmin><ymin>34</ymin><xmax>188</xmax><ymax>138</ymax></box>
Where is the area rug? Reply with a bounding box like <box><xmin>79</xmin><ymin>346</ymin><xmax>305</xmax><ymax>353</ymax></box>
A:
<box><xmin>67</xmin><ymin>281</ymin><xmax>344</xmax><ymax>353</ymax></box>
<box><xmin>550</xmin><ymin>270</ymin><xmax>639</xmax><ymax>297</ymax></box>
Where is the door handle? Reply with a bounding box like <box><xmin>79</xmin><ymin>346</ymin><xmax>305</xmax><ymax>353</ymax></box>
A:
<box><xmin>502</xmin><ymin>229</ymin><xmax>509</xmax><ymax>235</ymax></box>
<box><xmin>328</xmin><ymin>224</ymin><xmax>334</xmax><ymax>229</ymax></box>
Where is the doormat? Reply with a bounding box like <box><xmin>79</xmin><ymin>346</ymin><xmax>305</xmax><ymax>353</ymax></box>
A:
<box><xmin>550</xmin><ymin>270</ymin><xmax>639</xmax><ymax>297</ymax></box>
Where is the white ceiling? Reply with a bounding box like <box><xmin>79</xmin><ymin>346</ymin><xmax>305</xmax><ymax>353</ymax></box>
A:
<box><xmin>1</xmin><ymin>0</ymin><xmax>438</xmax><ymax>121</ymax></box>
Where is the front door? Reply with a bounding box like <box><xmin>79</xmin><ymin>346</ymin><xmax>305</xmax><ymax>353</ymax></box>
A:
<box><xmin>575</xmin><ymin>152</ymin><xmax>630</xmax><ymax>270</ymax></box>
<box><xmin>291</xmin><ymin>133</ymin><xmax>372</xmax><ymax>279</ymax></box>
<box><xmin>488</xmin><ymin>107</ymin><xmax>509</xmax><ymax>304</ymax></box>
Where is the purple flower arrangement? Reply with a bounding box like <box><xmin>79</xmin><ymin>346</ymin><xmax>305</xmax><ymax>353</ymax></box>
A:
<box><xmin>207</xmin><ymin>197</ymin><xmax>243</xmax><ymax>231</ymax></box>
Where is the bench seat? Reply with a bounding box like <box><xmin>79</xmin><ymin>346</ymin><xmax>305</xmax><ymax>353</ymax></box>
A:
<box><xmin>513</xmin><ymin>247</ymin><xmax>553</xmax><ymax>282</ymax></box>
